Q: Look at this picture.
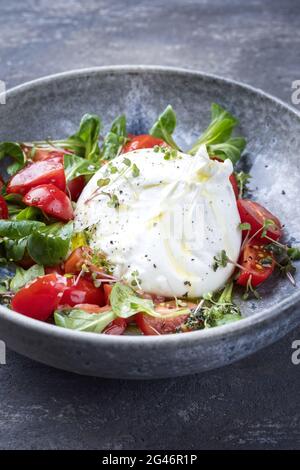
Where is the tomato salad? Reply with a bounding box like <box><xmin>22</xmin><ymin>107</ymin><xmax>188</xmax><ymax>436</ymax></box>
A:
<box><xmin>0</xmin><ymin>104</ymin><xmax>299</xmax><ymax>336</ymax></box>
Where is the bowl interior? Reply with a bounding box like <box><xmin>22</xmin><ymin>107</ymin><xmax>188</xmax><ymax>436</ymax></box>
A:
<box><xmin>1</xmin><ymin>67</ymin><xmax>300</xmax><ymax>321</ymax></box>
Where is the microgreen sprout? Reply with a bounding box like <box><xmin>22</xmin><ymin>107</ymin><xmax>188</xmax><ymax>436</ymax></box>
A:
<box><xmin>235</xmin><ymin>171</ymin><xmax>251</xmax><ymax>198</ymax></box>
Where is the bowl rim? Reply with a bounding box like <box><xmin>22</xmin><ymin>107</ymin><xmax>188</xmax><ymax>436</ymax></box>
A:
<box><xmin>1</xmin><ymin>64</ymin><xmax>300</xmax><ymax>346</ymax></box>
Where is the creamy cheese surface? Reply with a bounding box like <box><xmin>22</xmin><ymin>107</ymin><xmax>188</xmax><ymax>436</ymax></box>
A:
<box><xmin>74</xmin><ymin>146</ymin><xmax>241</xmax><ymax>297</ymax></box>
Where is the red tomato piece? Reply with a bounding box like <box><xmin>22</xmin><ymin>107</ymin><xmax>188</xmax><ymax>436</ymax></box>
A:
<box><xmin>135</xmin><ymin>302</ymin><xmax>190</xmax><ymax>336</ymax></box>
<box><xmin>229</xmin><ymin>173</ymin><xmax>239</xmax><ymax>199</ymax></box>
<box><xmin>103</xmin><ymin>284</ymin><xmax>113</xmax><ymax>305</ymax></box>
<box><xmin>0</xmin><ymin>195</ymin><xmax>8</xmax><ymax>219</ymax></box>
<box><xmin>60</xmin><ymin>277</ymin><xmax>105</xmax><ymax>307</ymax></box>
<box><xmin>11</xmin><ymin>273</ymin><xmax>68</xmax><ymax>321</ymax></box>
<box><xmin>67</xmin><ymin>175</ymin><xmax>85</xmax><ymax>202</ymax></box>
<box><xmin>74</xmin><ymin>304</ymin><xmax>111</xmax><ymax>313</ymax></box>
<box><xmin>31</xmin><ymin>148</ymin><xmax>67</xmax><ymax>163</ymax></box>
<box><xmin>18</xmin><ymin>254</ymin><xmax>36</xmax><ymax>269</ymax></box>
<box><xmin>45</xmin><ymin>265</ymin><xmax>65</xmax><ymax>275</ymax></box>
<box><xmin>103</xmin><ymin>318</ymin><xmax>127</xmax><ymax>335</ymax></box>
<box><xmin>122</xmin><ymin>134</ymin><xmax>167</xmax><ymax>153</ymax></box>
<box><xmin>236</xmin><ymin>243</ymin><xmax>275</xmax><ymax>287</ymax></box>
<box><xmin>237</xmin><ymin>199</ymin><xmax>282</xmax><ymax>243</ymax></box>
<box><xmin>64</xmin><ymin>246</ymin><xmax>92</xmax><ymax>274</ymax></box>
<box><xmin>23</xmin><ymin>184</ymin><xmax>74</xmax><ymax>221</ymax></box>
<box><xmin>7</xmin><ymin>160</ymin><xmax>66</xmax><ymax>195</ymax></box>
<box><xmin>135</xmin><ymin>312</ymin><xmax>189</xmax><ymax>335</ymax></box>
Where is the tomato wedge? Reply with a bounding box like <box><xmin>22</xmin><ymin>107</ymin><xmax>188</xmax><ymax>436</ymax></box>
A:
<box><xmin>236</xmin><ymin>243</ymin><xmax>275</xmax><ymax>287</ymax></box>
<box><xmin>122</xmin><ymin>134</ymin><xmax>167</xmax><ymax>153</ymax></box>
<box><xmin>136</xmin><ymin>306</ymin><xmax>191</xmax><ymax>336</ymax></box>
<box><xmin>229</xmin><ymin>173</ymin><xmax>239</xmax><ymax>199</ymax></box>
<box><xmin>45</xmin><ymin>265</ymin><xmax>65</xmax><ymax>275</ymax></box>
<box><xmin>103</xmin><ymin>284</ymin><xmax>113</xmax><ymax>305</ymax></box>
<box><xmin>7</xmin><ymin>160</ymin><xmax>66</xmax><ymax>195</ymax></box>
<box><xmin>104</xmin><ymin>318</ymin><xmax>127</xmax><ymax>335</ymax></box>
<box><xmin>74</xmin><ymin>304</ymin><xmax>110</xmax><ymax>313</ymax></box>
<box><xmin>0</xmin><ymin>195</ymin><xmax>8</xmax><ymax>219</ymax></box>
<box><xmin>11</xmin><ymin>273</ymin><xmax>68</xmax><ymax>321</ymax></box>
<box><xmin>67</xmin><ymin>175</ymin><xmax>85</xmax><ymax>202</ymax></box>
<box><xmin>136</xmin><ymin>312</ymin><xmax>189</xmax><ymax>335</ymax></box>
<box><xmin>237</xmin><ymin>199</ymin><xmax>282</xmax><ymax>243</ymax></box>
<box><xmin>31</xmin><ymin>148</ymin><xmax>67</xmax><ymax>163</ymax></box>
<box><xmin>60</xmin><ymin>277</ymin><xmax>105</xmax><ymax>307</ymax></box>
<box><xmin>64</xmin><ymin>246</ymin><xmax>92</xmax><ymax>274</ymax></box>
<box><xmin>23</xmin><ymin>184</ymin><xmax>74</xmax><ymax>221</ymax></box>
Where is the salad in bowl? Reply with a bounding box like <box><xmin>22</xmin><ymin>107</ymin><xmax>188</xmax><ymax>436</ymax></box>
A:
<box><xmin>0</xmin><ymin>103</ymin><xmax>299</xmax><ymax>336</ymax></box>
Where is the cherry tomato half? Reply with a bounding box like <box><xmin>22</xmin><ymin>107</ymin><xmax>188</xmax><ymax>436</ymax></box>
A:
<box><xmin>23</xmin><ymin>184</ymin><xmax>74</xmax><ymax>221</ymax></box>
<box><xmin>122</xmin><ymin>134</ymin><xmax>167</xmax><ymax>153</ymax></box>
<box><xmin>0</xmin><ymin>195</ymin><xmax>8</xmax><ymax>219</ymax></box>
<box><xmin>60</xmin><ymin>277</ymin><xmax>105</xmax><ymax>307</ymax></box>
<box><xmin>7</xmin><ymin>160</ymin><xmax>66</xmax><ymax>195</ymax></box>
<box><xmin>67</xmin><ymin>175</ymin><xmax>85</xmax><ymax>202</ymax></box>
<box><xmin>11</xmin><ymin>273</ymin><xmax>68</xmax><ymax>321</ymax></box>
<box><xmin>237</xmin><ymin>199</ymin><xmax>282</xmax><ymax>243</ymax></box>
<box><xmin>236</xmin><ymin>243</ymin><xmax>275</xmax><ymax>287</ymax></box>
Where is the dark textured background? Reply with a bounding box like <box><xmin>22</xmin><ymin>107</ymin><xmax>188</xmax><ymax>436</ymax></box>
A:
<box><xmin>1</xmin><ymin>0</ymin><xmax>300</xmax><ymax>450</ymax></box>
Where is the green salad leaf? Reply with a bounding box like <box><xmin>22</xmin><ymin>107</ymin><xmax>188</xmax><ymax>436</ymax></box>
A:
<box><xmin>15</xmin><ymin>206</ymin><xmax>43</xmax><ymax>221</ymax></box>
<box><xmin>101</xmin><ymin>115</ymin><xmax>128</xmax><ymax>160</ymax></box>
<box><xmin>0</xmin><ymin>220</ymin><xmax>73</xmax><ymax>266</ymax></box>
<box><xmin>0</xmin><ymin>142</ymin><xmax>26</xmax><ymax>175</ymax></box>
<box><xmin>109</xmin><ymin>282</ymin><xmax>189</xmax><ymax>319</ymax></box>
<box><xmin>10</xmin><ymin>264</ymin><xmax>44</xmax><ymax>292</ymax></box>
<box><xmin>27</xmin><ymin>222</ymin><xmax>73</xmax><ymax>266</ymax></box>
<box><xmin>203</xmin><ymin>283</ymin><xmax>241</xmax><ymax>327</ymax></box>
<box><xmin>0</xmin><ymin>261</ymin><xmax>16</xmax><ymax>295</ymax></box>
<box><xmin>28</xmin><ymin>114</ymin><xmax>102</xmax><ymax>163</ymax></box>
<box><xmin>0</xmin><ymin>220</ymin><xmax>45</xmax><ymax>239</ymax></box>
<box><xmin>67</xmin><ymin>114</ymin><xmax>101</xmax><ymax>161</ymax></box>
<box><xmin>207</xmin><ymin>137</ymin><xmax>246</xmax><ymax>165</ymax></box>
<box><xmin>150</xmin><ymin>105</ymin><xmax>180</xmax><ymax>150</ymax></box>
<box><xmin>4</xmin><ymin>237</ymin><xmax>28</xmax><ymax>261</ymax></box>
<box><xmin>110</xmin><ymin>115</ymin><xmax>127</xmax><ymax>137</ymax></box>
<box><xmin>188</xmin><ymin>103</ymin><xmax>246</xmax><ymax>163</ymax></box>
<box><xmin>54</xmin><ymin>308</ymin><xmax>115</xmax><ymax>333</ymax></box>
<box><xmin>110</xmin><ymin>282</ymin><xmax>159</xmax><ymax>318</ymax></box>
<box><xmin>64</xmin><ymin>153</ymin><xmax>100</xmax><ymax>181</ymax></box>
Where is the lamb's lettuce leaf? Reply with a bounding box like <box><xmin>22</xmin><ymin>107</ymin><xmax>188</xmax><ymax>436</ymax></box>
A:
<box><xmin>10</xmin><ymin>264</ymin><xmax>44</xmax><ymax>292</ymax></box>
<box><xmin>27</xmin><ymin>222</ymin><xmax>73</xmax><ymax>266</ymax></box>
<box><xmin>150</xmin><ymin>105</ymin><xmax>180</xmax><ymax>150</ymax></box>
<box><xmin>54</xmin><ymin>308</ymin><xmax>115</xmax><ymax>333</ymax></box>
<box><xmin>64</xmin><ymin>153</ymin><xmax>100</xmax><ymax>181</ymax></box>
<box><xmin>101</xmin><ymin>115</ymin><xmax>128</xmax><ymax>160</ymax></box>
<box><xmin>188</xmin><ymin>103</ymin><xmax>246</xmax><ymax>163</ymax></box>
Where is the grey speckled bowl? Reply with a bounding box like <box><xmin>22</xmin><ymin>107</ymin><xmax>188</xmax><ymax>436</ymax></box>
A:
<box><xmin>0</xmin><ymin>66</ymin><xmax>300</xmax><ymax>379</ymax></box>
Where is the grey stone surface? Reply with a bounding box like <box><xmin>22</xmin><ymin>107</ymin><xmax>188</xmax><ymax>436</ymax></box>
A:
<box><xmin>0</xmin><ymin>0</ymin><xmax>300</xmax><ymax>449</ymax></box>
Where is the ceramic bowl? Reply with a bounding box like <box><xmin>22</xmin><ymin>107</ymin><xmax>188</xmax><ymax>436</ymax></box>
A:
<box><xmin>0</xmin><ymin>66</ymin><xmax>299</xmax><ymax>379</ymax></box>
